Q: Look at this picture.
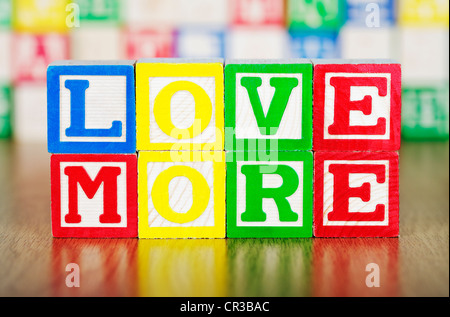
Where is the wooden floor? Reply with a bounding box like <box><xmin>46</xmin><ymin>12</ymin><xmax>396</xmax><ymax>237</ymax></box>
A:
<box><xmin>0</xmin><ymin>141</ymin><xmax>448</xmax><ymax>297</ymax></box>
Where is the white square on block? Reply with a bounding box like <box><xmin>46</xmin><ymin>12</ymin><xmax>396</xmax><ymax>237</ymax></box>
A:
<box><xmin>340</xmin><ymin>26</ymin><xmax>395</xmax><ymax>59</ymax></box>
<box><xmin>148</xmin><ymin>76</ymin><xmax>216</xmax><ymax>144</ymax></box>
<box><xmin>236</xmin><ymin>161</ymin><xmax>304</xmax><ymax>227</ymax></box>
<box><xmin>60</xmin><ymin>162</ymin><xmax>128</xmax><ymax>228</ymax></box>
<box><xmin>70</xmin><ymin>27</ymin><xmax>123</xmax><ymax>60</ymax></box>
<box><xmin>13</xmin><ymin>84</ymin><xmax>47</xmax><ymax>143</ymax></box>
<box><xmin>235</xmin><ymin>72</ymin><xmax>303</xmax><ymax>140</ymax></box>
<box><xmin>59</xmin><ymin>75</ymin><xmax>127</xmax><ymax>142</ymax></box>
<box><xmin>324</xmin><ymin>72</ymin><xmax>391</xmax><ymax>140</ymax></box>
<box><xmin>323</xmin><ymin>160</ymin><xmax>389</xmax><ymax>226</ymax></box>
<box><xmin>146</xmin><ymin>161</ymin><xmax>215</xmax><ymax>228</ymax></box>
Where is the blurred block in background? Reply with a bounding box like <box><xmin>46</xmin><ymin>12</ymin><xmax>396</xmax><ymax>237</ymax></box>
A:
<box><xmin>229</xmin><ymin>0</ymin><xmax>285</xmax><ymax>26</ymax></box>
<box><xmin>398</xmin><ymin>0</ymin><xmax>449</xmax><ymax>27</ymax></box>
<box><xmin>0</xmin><ymin>85</ymin><xmax>12</xmax><ymax>138</ymax></box>
<box><xmin>289</xmin><ymin>30</ymin><xmax>340</xmax><ymax>58</ymax></box>
<box><xmin>13</xmin><ymin>83</ymin><xmax>47</xmax><ymax>143</ymax></box>
<box><xmin>402</xmin><ymin>82</ymin><xmax>449</xmax><ymax>140</ymax></box>
<box><xmin>227</xmin><ymin>27</ymin><xmax>289</xmax><ymax>59</ymax></box>
<box><xmin>12</xmin><ymin>0</ymin><xmax>70</xmax><ymax>33</ymax></box>
<box><xmin>12</xmin><ymin>33</ymin><xmax>70</xmax><ymax>83</ymax></box>
<box><xmin>340</xmin><ymin>26</ymin><xmax>394</xmax><ymax>59</ymax></box>
<box><xmin>125</xmin><ymin>27</ymin><xmax>174</xmax><ymax>59</ymax></box>
<box><xmin>0</xmin><ymin>31</ymin><xmax>11</xmax><ymax>81</ymax></box>
<box><xmin>176</xmin><ymin>0</ymin><xmax>228</xmax><ymax>27</ymax></box>
<box><xmin>175</xmin><ymin>27</ymin><xmax>225</xmax><ymax>58</ymax></box>
<box><xmin>287</xmin><ymin>0</ymin><xmax>345</xmax><ymax>31</ymax></box>
<box><xmin>70</xmin><ymin>26</ymin><xmax>123</xmax><ymax>59</ymax></box>
<box><xmin>0</xmin><ymin>0</ymin><xmax>11</xmax><ymax>29</ymax></box>
<box><xmin>74</xmin><ymin>0</ymin><xmax>121</xmax><ymax>24</ymax></box>
<box><xmin>125</xmin><ymin>0</ymin><xmax>176</xmax><ymax>28</ymax></box>
<box><xmin>345</xmin><ymin>0</ymin><xmax>396</xmax><ymax>27</ymax></box>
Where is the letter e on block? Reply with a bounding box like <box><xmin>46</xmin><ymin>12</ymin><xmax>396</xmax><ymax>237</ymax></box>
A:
<box><xmin>313</xmin><ymin>151</ymin><xmax>399</xmax><ymax>237</ymax></box>
<box><xmin>51</xmin><ymin>154</ymin><xmax>137</xmax><ymax>238</ymax></box>
<box><xmin>313</xmin><ymin>61</ymin><xmax>401</xmax><ymax>151</ymax></box>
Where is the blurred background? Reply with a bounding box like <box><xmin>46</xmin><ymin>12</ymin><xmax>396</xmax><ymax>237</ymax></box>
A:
<box><xmin>0</xmin><ymin>0</ymin><xmax>448</xmax><ymax>144</ymax></box>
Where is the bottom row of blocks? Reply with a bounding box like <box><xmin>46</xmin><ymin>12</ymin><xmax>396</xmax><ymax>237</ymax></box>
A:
<box><xmin>51</xmin><ymin>151</ymin><xmax>399</xmax><ymax>238</ymax></box>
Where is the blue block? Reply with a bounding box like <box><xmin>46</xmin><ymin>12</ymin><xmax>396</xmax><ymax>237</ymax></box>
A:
<box><xmin>174</xmin><ymin>27</ymin><xmax>225</xmax><ymax>58</ymax></box>
<box><xmin>345</xmin><ymin>0</ymin><xmax>395</xmax><ymax>27</ymax></box>
<box><xmin>289</xmin><ymin>31</ymin><xmax>340</xmax><ymax>59</ymax></box>
<box><xmin>47</xmin><ymin>61</ymin><xmax>136</xmax><ymax>154</ymax></box>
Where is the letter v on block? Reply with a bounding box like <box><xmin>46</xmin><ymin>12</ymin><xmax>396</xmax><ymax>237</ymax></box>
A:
<box><xmin>225</xmin><ymin>60</ymin><xmax>313</xmax><ymax>151</ymax></box>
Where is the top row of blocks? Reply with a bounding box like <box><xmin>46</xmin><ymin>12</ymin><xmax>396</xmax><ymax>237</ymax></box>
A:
<box><xmin>47</xmin><ymin>58</ymin><xmax>401</xmax><ymax>153</ymax></box>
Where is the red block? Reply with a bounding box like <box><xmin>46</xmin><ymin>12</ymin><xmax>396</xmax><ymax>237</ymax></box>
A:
<box><xmin>51</xmin><ymin>154</ymin><xmax>137</xmax><ymax>238</ymax></box>
<box><xmin>313</xmin><ymin>62</ymin><xmax>401</xmax><ymax>151</ymax></box>
<box><xmin>12</xmin><ymin>33</ymin><xmax>69</xmax><ymax>84</ymax></box>
<box><xmin>230</xmin><ymin>0</ymin><xmax>285</xmax><ymax>26</ymax></box>
<box><xmin>314</xmin><ymin>151</ymin><xmax>399</xmax><ymax>237</ymax></box>
<box><xmin>125</xmin><ymin>28</ymin><xmax>174</xmax><ymax>59</ymax></box>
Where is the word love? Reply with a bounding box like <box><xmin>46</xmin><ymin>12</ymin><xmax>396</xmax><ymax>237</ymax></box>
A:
<box><xmin>47</xmin><ymin>59</ymin><xmax>401</xmax><ymax>238</ymax></box>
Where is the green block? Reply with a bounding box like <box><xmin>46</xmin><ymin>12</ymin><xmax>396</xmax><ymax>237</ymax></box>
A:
<box><xmin>0</xmin><ymin>0</ymin><xmax>11</xmax><ymax>28</ymax></box>
<box><xmin>0</xmin><ymin>85</ymin><xmax>12</xmax><ymax>138</ymax></box>
<box><xmin>75</xmin><ymin>0</ymin><xmax>121</xmax><ymax>23</ymax></box>
<box><xmin>225</xmin><ymin>60</ymin><xmax>312</xmax><ymax>151</ymax></box>
<box><xmin>287</xmin><ymin>0</ymin><xmax>345</xmax><ymax>31</ymax></box>
<box><xmin>226</xmin><ymin>151</ymin><xmax>313</xmax><ymax>238</ymax></box>
<box><xmin>402</xmin><ymin>82</ymin><xmax>449</xmax><ymax>141</ymax></box>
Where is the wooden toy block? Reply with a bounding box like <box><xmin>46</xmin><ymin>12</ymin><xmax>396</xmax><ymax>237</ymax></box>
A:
<box><xmin>287</xmin><ymin>0</ymin><xmax>346</xmax><ymax>31</ymax></box>
<box><xmin>398</xmin><ymin>0</ymin><xmax>449</xmax><ymax>27</ymax></box>
<box><xmin>225</xmin><ymin>59</ymin><xmax>312</xmax><ymax>151</ymax></box>
<box><xmin>125</xmin><ymin>0</ymin><xmax>176</xmax><ymax>28</ymax></box>
<box><xmin>0</xmin><ymin>0</ymin><xmax>11</xmax><ymax>29</ymax></box>
<box><xmin>73</xmin><ymin>0</ymin><xmax>121</xmax><ymax>24</ymax></box>
<box><xmin>174</xmin><ymin>27</ymin><xmax>225</xmax><ymax>58</ymax></box>
<box><xmin>12</xmin><ymin>33</ymin><xmax>69</xmax><ymax>84</ymax></box>
<box><xmin>226</xmin><ymin>27</ymin><xmax>289</xmax><ymax>59</ymax></box>
<box><xmin>0</xmin><ymin>84</ymin><xmax>11</xmax><ymax>138</ymax></box>
<box><xmin>345</xmin><ymin>0</ymin><xmax>395</xmax><ymax>27</ymax></box>
<box><xmin>288</xmin><ymin>30</ymin><xmax>340</xmax><ymax>59</ymax></box>
<box><xmin>400</xmin><ymin>28</ymin><xmax>449</xmax><ymax>82</ymax></box>
<box><xmin>401</xmin><ymin>81</ymin><xmax>449</xmax><ymax>140</ymax></box>
<box><xmin>70</xmin><ymin>26</ymin><xmax>123</xmax><ymax>60</ymax></box>
<box><xmin>13</xmin><ymin>83</ymin><xmax>47</xmax><ymax>143</ymax></box>
<box><xmin>12</xmin><ymin>0</ymin><xmax>69</xmax><ymax>33</ymax></box>
<box><xmin>138</xmin><ymin>151</ymin><xmax>225</xmax><ymax>239</ymax></box>
<box><xmin>340</xmin><ymin>26</ymin><xmax>394</xmax><ymax>59</ymax></box>
<box><xmin>0</xmin><ymin>31</ymin><xmax>11</xmax><ymax>82</ymax></box>
<box><xmin>51</xmin><ymin>154</ymin><xmax>138</xmax><ymax>238</ymax></box>
<box><xmin>47</xmin><ymin>60</ymin><xmax>136</xmax><ymax>154</ymax></box>
<box><xmin>226</xmin><ymin>151</ymin><xmax>313</xmax><ymax>238</ymax></box>
<box><xmin>136</xmin><ymin>58</ymin><xmax>224</xmax><ymax>151</ymax></box>
<box><xmin>229</xmin><ymin>0</ymin><xmax>285</xmax><ymax>26</ymax></box>
<box><xmin>312</xmin><ymin>60</ymin><xmax>402</xmax><ymax>151</ymax></box>
<box><xmin>125</xmin><ymin>27</ymin><xmax>174</xmax><ymax>59</ymax></box>
<box><xmin>175</xmin><ymin>0</ymin><xmax>228</xmax><ymax>27</ymax></box>
<box><xmin>313</xmin><ymin>151</ymin><xmax>399</xmax><ymax>237</ymax></box>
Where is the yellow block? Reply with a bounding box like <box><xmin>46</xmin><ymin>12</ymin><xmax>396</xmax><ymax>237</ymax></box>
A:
<box><xmin>138</xmin><ymin>239</ymin><xmax>227</xmax><ymax>296</ymax></box>
<box><xmin>136</xmin><ymin>60</ymin><xmax>224</xmax><ymax>151</ymax></box>
<box><xmin>398</xmin><ymin>0</ymin><xmax>449</xmax><ymax>27</ymax></box>
<box><xmin>138</xmin><ymin>151</ymin><xmax>226</xmax><ymax>238</ymax></box>
<box><xmin>12</xmin><ymin>0</ymin><xmax>70</xmax><ymax>33</ymax></box>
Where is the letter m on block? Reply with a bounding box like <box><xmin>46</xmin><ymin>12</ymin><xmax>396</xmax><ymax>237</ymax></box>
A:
<box><xmin>51</xmin><ymin>155</ymin><xmax>138</xmax><ymax>238</ymax></box>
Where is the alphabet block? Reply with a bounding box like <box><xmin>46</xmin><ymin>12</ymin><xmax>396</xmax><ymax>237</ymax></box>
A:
<box><xmin>73</xmin><ymin>0</ymin><xmax>121</xmax><ymax>24</ymax></box>
<box><xmin>47</xmin><ymin>60</ymin><xmax>136</xmax><ymax>154</ymax></box>
<box><xmin>125</xmin><ymin>27</ymin><xmax>174</xmax><ymax>59</ymax></box>
<box><xmin>70</xmin><ymin>27</ymin><xmax>123</xmax><ymax>60</ymax></box>
<box><xmin>313</xmin><ymin>151</ymin><xmax>399</xmax><ymax>237</ymax></box>
<box><xmin>51</xmin><ymin>154</ymin><xmax>138</xmax><ymax>238</ymax></box>
<box><xmin>125</xmin><ymin>0</ymin><xmax>176</xmax><ymax>28</ymax></box>
<box><xmin>289</xmin><ymin>31</ymin><xmax>339</xmax><ymax>58</ymax></box>
<box><xmin>226</xmin><ymin>151</ymin><xmax>313</xmax><ymax>238</ymax></box>
<box><xmin>14</xmin><ymin>83</ymin><xmax>47</xmax><ymax>143</ymax></box>
<box><xmin>401</xmin><ymin>82</ymin><xmax>449</xmax><ymax>140</ymax></box>
<box><xmin>340</xmin><ymin>26</ymin><xmax>394</xmax><ymax>59</ymax></box>
<box><xmin>137</xmin><ymin>151</ymin><xmax>225</xmax><ymax>238</ymax></box>
<box><xmin>136</xmin><ymin>58</ymin><xmax>224</xmax><ymax>151</ymax></box>
<box><xmin>12</xmin><ymin>33</ymin><xmax>69</xmax><ymax>84</ymax></box>
<box><xmin>312</xmin><ymin>60</ymin><xmax>401</xmax><ymax>151</ymax></box>
<box><xmin>175</xmin><ymin>0</ymin><xmax>228</xmax><ymax>26</ymax></box>
<box><xmin>12</xmin><ymin>0</ymin><xmax>69</xmax><ymax>33</ymax></box>
<box><xmin>0</xmin><ymin>84</ymin><xmax>11</xmax><ymax>138</ymax></box>
<box><xmin>398</xmin><ymin>0</ymin><xmax>449</xmax><ymax>27</ymax></box>
<box><xmin>0</xmin><ymin>31</ymin><xmax>10</xmax><ymax>82</ymax></box>
<box><xmin>174</xmin><ymin>27</ymin><xmax>225</xmax><ymax>58</ymax></box>
<box><xmin>0</xmin><ymin>0</ymin><xmax>11</xmax><ymax>29</ymax></box>
<box><xmin>225</xmin><ymin>59</ymin><xmax>312</xmax><ymax>151</ymax></box>
<box><xmin>287</xmin><ymin>0</ymin><xmax>345</xmax><ymax>31</ymax></box>
<box><xmin>229</xmin><ymin>0</ymin><xmax>285</xmax><ymax>26</ymax></box>
<box><xmin>345</xmin><ymin>0</ymin><xmax>395</xmax><ymax>27</ymax></box>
